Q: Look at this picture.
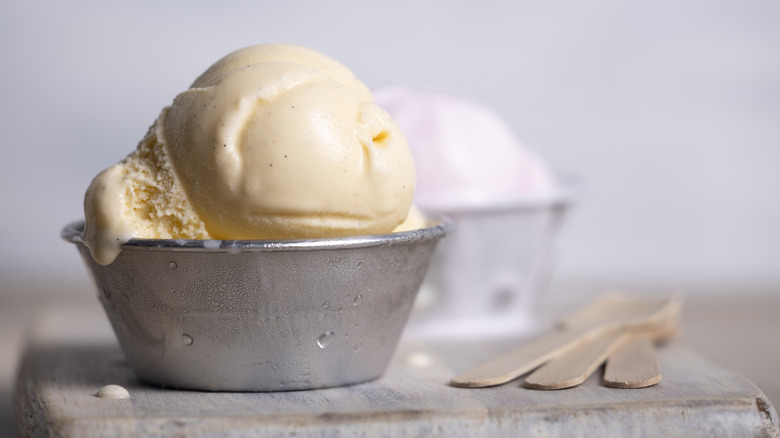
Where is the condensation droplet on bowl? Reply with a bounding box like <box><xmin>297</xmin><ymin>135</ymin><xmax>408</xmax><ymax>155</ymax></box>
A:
<box><xmin>322</xmin><ymin>301</ymin><xmax>330</xmax><ymax>310</ymax></box>
<box><xmin>317</xmin><ymin>331</ymin><xmax>335</xmax><ymax>349</ymax></box>
<box><xmin>182</xmin><ymin>334</ymin><xmax>194</xmax><ymax>346</ymax></box>
<box><xmin>95</xmin><ymin>384</ymin><xmax>130</xmax><ymax>399</ymax></box>
<box><xmin>169</xmin><ymin>262</ymin><xmax>177</xmax><ymax>270</ymax></box>
<box><xmin>353</xmin><ymin>294</ymin><xmax>362</xmax><ymax>307</ymax></box>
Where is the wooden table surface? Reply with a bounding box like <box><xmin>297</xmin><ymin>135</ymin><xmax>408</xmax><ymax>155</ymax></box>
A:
<box><xmin>13</xmin><ymin>307</ymin><xmax>780</xmax><ymax>437</ymax></box>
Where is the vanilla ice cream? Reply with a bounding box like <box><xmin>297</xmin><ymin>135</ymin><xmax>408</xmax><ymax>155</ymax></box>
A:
<box><xmin>84</xmin><ymin>45</ymin><xmax>420</xmax><ymax>265</ymax></box>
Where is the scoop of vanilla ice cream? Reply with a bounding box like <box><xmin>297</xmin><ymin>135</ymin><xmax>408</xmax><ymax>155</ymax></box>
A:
<box><xmin>373</xmin><ymin>85</ymin><xmax>556</xmax><ymax>211</ymax></box>
<box><xmin>191</xmin><ymin>44</ymin><xmax>373</xmax><ymax>102</ymax></box>
<box><xmin>84</xmin><ymin>45</ymin><xmax>417</xmax><ymax>265</ymax></box>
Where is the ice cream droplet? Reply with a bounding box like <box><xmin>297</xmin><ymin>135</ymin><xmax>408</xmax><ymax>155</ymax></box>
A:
<box><xmin>182</xmin><ymin>334</ymin><xmax>194</xmax><ymax>346</ymax></box>
<box><xmin>317</xmin><ymin>331</ymin><xmax>335</xmax><ymax>349</ymax></box>
<box><xmin>322</xmin><ymin>301</ymin><xmax>330</xmax><ymax>309</ymax></box>
<box><xmin>95</xmin><ymin>384</ymin><xmax>130</xmax><ymax>399</ymax></box>
<box><xmin>405</xmin><ymin>352</ymin><xmax>433</xmax><ymax>368</ymax></box>
<box><xmin>353</xmin><ymin>294</ymin><xmax>362</xmax><ymax>307</ymax></box>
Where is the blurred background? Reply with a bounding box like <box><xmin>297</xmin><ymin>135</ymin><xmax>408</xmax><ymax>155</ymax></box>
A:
<box><xmin>1</xmin><ymin>0</ymin><xmax>779</xmax><ymax>435</ymax></box>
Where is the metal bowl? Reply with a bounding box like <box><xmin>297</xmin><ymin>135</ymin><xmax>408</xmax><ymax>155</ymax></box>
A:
<box><xmin>62</xmin><ymin>220</ymin><xmax>448</xmax><ymax>391</ymax></box>
<box><xmin>406</xmin><ymin>174</ymin><xmax>577</xmax><ymax>339</ymax></box>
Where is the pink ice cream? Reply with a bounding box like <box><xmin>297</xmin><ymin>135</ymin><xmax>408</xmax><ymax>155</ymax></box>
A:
<box><xmin>373</xmin><ymin>85</ymin><xmax>557</xmax><ymax>212</ymax></box>
<box><xmin>373</xmin><ymin>85</ymin><xmax>570</xmax><ymax>339</ymax></box>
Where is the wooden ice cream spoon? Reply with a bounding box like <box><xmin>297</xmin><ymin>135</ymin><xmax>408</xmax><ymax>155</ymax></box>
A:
<box><xmin>522</xmin><ymin>321</ymin><xmax>679</xmax><ymax>390</ymax></box>
<box><xmin>450</xmin><ymin>294</ymin><xmax>682</xmax><ymax>389</ymax></box>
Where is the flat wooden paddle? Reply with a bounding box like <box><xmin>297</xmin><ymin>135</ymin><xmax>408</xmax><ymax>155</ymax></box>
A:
<box><xmin>522</xmin><ymin>323</ymin><xmax>678</xmax><ymax>390</ymax></box>
<box><xmin>523</xmin><ymin>299</ymin><xmax>681</xmax><ymax>390</ymax></box>
<box><xmin>450</xmin><ymin>294</ymin><xmax>681</xmax><ymax>388</ymax></box>
<box><xmin>602</xmin><ymin>300</ymin><xmax>682</xmax><ymax>389</ymax></box>
<box><xmin>603</xmin><ymin>335</ymin><xmax>664</xmax><ymax>389</ymax></box>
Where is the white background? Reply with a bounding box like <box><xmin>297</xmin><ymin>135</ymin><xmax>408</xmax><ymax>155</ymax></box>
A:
<box><xmin>1</xmin><ymin>0</ymin><xmax>779</xmax><ymax>297</ymax></box>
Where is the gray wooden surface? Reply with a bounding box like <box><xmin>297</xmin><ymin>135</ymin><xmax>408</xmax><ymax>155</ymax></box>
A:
<box><xmin>14</xmin><ymin>311</ymin><xmax>780</xmax><ymax>437</ymax></box>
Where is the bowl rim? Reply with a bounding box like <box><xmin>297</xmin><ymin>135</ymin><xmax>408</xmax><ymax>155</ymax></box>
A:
<box><xmin>62</xmin><ymin>219</ymin><xmax>450</xmax><ymax>253</ymax></box>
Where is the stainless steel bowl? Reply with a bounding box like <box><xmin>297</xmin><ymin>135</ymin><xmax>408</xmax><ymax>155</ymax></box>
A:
<box><xmin>406</xmin><ymin>174</ymin><xmax>576</xmax><ymax>339</ymax></box>
<box><xmin>62</xmin><ymin>220</ymin><xmax>448</xmax><ymax>391</ymax></box>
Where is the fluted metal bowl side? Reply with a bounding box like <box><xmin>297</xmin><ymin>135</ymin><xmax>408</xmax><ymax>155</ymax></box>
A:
<box><xmin>63</xmin><ymin>220</ymin><xmax>448</xmax><ymax>391</ymax></box>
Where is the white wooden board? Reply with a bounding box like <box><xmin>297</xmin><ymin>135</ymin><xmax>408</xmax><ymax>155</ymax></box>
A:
<box><xmin>14</xmin><ymin>310</ymin><xmax>780</xmax><ymax>437</ymax></box>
